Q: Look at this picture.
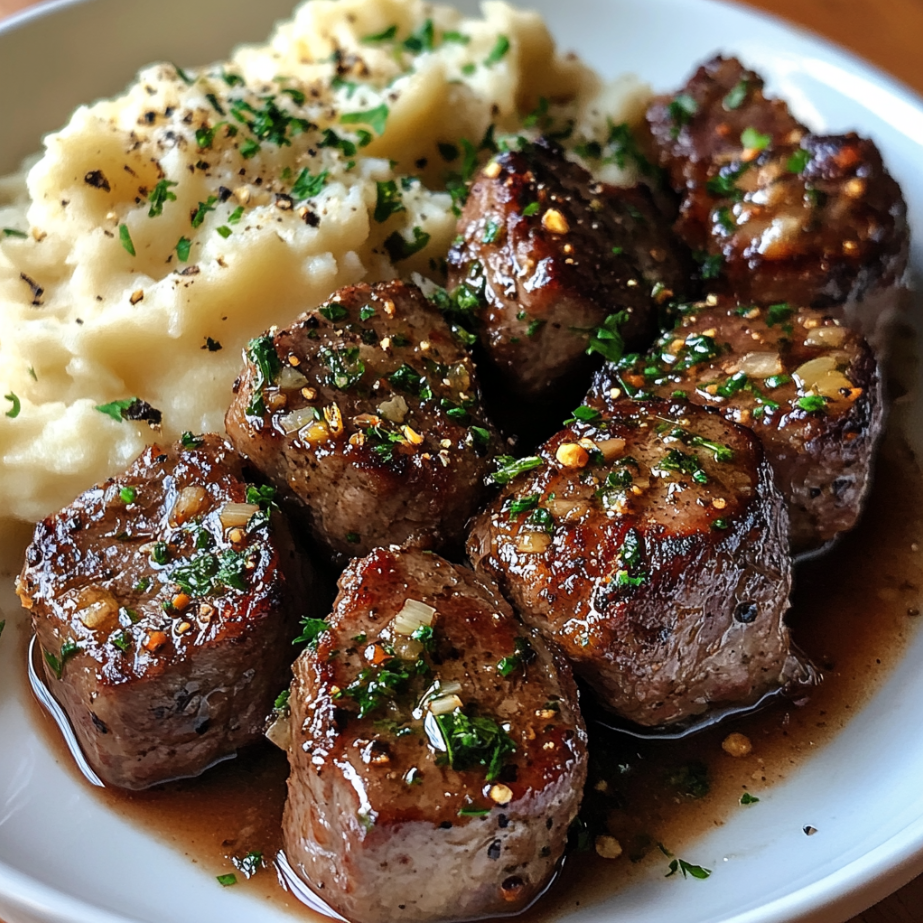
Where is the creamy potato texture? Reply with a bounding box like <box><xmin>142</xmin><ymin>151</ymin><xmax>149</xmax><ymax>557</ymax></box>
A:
<box><xmin>0</xmin><ymin>0</ymin><xmax>650</xmax><ymax>571</ymax></box>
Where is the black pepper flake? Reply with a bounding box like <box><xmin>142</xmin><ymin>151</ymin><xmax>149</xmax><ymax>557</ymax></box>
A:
<box><xmin>20</xmin><ymin>273</ymin><xmax>44</xmax><ymax>305</ymax></box>
<box><xmin>217</xmin><ymin>186</ymin><xmax>233</xmax><ymax>202</ymax></box>
<box><xmin>202</xmin><ymin>337</ymin><xmax>223</xmax><ymax>352</ymax></box>
<box><xmin>122</xmin><ymin>399</ymin><xmax>163</xmax><ymax>429</ymax></box>
<box><xmin>487</xmin><ymin>839</ymin><xmax>502</xmax><ymax>860</ymax></box>
<box><xmin>274</xmin><ymin>194</ymin><xmax>294</xmax><ymax>211</ymax></box>
<box><xmin>84</xmin><ymin>170</ymin><xmax>111</xmax><ymax>192</ymax></box>
<box><xmin>178</xmin><ymin>265</ymin><xmax>200</xmax><ymax>276</ymax></box>
<box><xmin>302</xmin><ymin>210</ymin><xmax>320</xmax><ymax>227</ymax></box>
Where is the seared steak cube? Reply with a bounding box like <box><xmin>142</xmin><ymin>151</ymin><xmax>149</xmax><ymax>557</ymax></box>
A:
<box><xmin>17</xmin><ymin>434</ymin><xmax>307</xmax><ymax>790</ymax></box>
<box><xmin>591</xmin><ymin>297</ymin><xmax>884</xmax><ymax>550</ymax></box>
<box><xmin>446</xmin><ymin>138</ymin><xmax>690</xmax><ymax>398</ymax></box>
<box><xmin>468</xmin><ymin>399</ymin><xmax>815</xmax><ymax>727</ymax></box>
<box><xmin>225</xmin><ymin>281</ymin><xmax>503</xmax><ymax>562</ymax></box>
<box><xmin>282</xmin><ymin>546</ymin><xmax>587</xmax><ymax>923</ymax></box>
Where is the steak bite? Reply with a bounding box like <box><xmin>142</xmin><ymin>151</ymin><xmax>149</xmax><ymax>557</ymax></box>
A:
<box><xmin>590</xmin><ymin>298</ymin><xmax>884</xmax><ymax>551</ymax></box>
<box><xmin>646</xmin><ymin>57</ymin><xmax>909</xmax><ymax>338</ymax></box>
<box><xmin>282</xmin><ymin>546</ymin><xmax>587</xmax><ymax>923</ymax></box>
<box><xmin>225</xmin><ymin>281</ymin><xmax>503</xmax><ymax>562</ymax></box>
<box><xmin>446</xmin><ymin>138</ymin><xmax>690</xmax><ymax>399</ymax></box>
<box><xmin>468</xmin><ymin>399</ymin><xmax>814</xmax><ymax>728</ymax></box>
<box><xmin>16</xmin><ymin>434</ymin><xmax>307</xmax><ymax>790</ymax></box>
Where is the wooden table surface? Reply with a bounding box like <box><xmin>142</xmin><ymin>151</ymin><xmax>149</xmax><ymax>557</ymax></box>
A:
<box><xmin>0</xmin><ymin>0</ymin><xmax>920</xmax><ymax>921</ymax></box>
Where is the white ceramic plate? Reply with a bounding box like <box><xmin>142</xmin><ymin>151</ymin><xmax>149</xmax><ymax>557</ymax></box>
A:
<box><xmin>2</xmin><ymin>1</ymin><xmax>922</xmax><ymax>922</ymax></box>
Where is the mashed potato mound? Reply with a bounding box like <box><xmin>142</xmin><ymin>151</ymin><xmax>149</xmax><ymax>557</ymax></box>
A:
<box><xmin>0</xmin><ymin>0</ymin><xmax>651</xmax><ymax>572</ymax></box>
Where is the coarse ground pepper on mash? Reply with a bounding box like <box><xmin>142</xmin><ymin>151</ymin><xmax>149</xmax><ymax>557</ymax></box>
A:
<box><xmin>0</xmin><ymin>0</ymin><xmax>652</xmax><ymax>572</ymax></box>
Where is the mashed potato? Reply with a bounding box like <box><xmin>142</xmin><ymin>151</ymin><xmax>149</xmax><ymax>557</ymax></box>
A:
<box><xmin>0</xmin><ymin>0</ymin><xmax>651</xmax><ymax>572</ymax></box>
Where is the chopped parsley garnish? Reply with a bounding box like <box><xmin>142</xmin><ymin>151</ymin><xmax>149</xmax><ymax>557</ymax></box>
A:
<box><xmin>668</xmin><ymin>93</ymin><xmax>698</xmax><ymax>136</ymax></box>
<box><xmin>2</xmin><ymin>228</ymin><xmax>27</xmax><ymax>238</ymax></box>
<box><xmin>191</xmin><ymin>196</ymin><xmax>218</xmax><ymax>228</ymax></box>
<box><xmin>689</xmin><ymin>435</ymin><xmax>733</xmax><ymax>462</ymax></box>
<box><xmin>526</xmin><ymin>318</ymin><xmax>545</xmax><ymax>337</ymax></box>
<box><xmin>320</xmin><ymin>346</ymin><xmax>365</xmax><ymax>390</ymax></box>
<box><xmin>222</xmin><ymin>70</ymin><xmax>245</xmax><ymax>87</ymax></box>
<box><xmin>338</xmin><ymin>657</ymin><xmax>420</xmax><ymax>718</ymax></box>
<box><xmin>319</xmin><ymin>303</ymin><xmax>348</xmax><ymax>322</ymax></box>
<box><xmin>176</xmin><ymin>236</ymin><xmax>191</xmax><ymax>262</ymax></box>
<box><xmin>293</xmin><ymin>616</ymin><xmax>328</xmax><ymax>648</ymax></box>
<box><xmin>292</xmin><ymin>168</ymin><xmax>328</xmax><ymax>199</ymax></box>
<box><xmin>695</xmin><ymin>251</ymin><xmax>723</xmax><ymax>280</ymax></box>
<box><xmin>384</xmin><ymin>226</ymin><xmax>430</xmax><ymax>262</ymax></box>
<box><xmin>119</xmin><ymin>224</ymin><xmax>135</xmax><ymax>256</ymax></box>
<box><xmin>346</xmin><ymin>531</ymin><xmax>360</xmax><ymax>544</ymax></box>
<box><xmin>246</xmin><ymin>483</ymin><xmax>278</xmax><ymax>511</ymax></box>
<box><xmin>373</xmin><ymin>180</ymin><xmax>405</xmax><ymax>222</ymax></box>
<box><xmin>715</xmin><ymin>371</ymin><xmax>748</xmax><ymax>399</ymax></box>
<box><xmin>362</xmin><ymin>24</ymin><xmax>397</xmax><ymax>43</ymax></box>
<box><xmin>764</xmin><ymin>373</ymin><xmax>791</xmax><ymax>390</ymax></box>
<box><xmin>44</xmin><ymin>639</ymin><xmax>79</xmax><ymax>679</ymax></box>
<box><xmin>786</xmin><ymin>148</ymin><xmax>811</xmax><ymax>174</ymax></box>
<box><xmin>497</xmin><ymin>637</ymin><xmax>535</xmax><ymax>676</ymax></box>
<box><xmin>227</xmin><ymin>206</ymin><xmax>245</xmax><ymax>224</ymax></box>
<box><xmin>714</xmin><ymin>206</ymin><xmax>735</xmax><ymax>233</ymax></box>
<box><xmin>741</xmin><ymin>126</ymin><xmax>771</xmax><ymax>151</ymax></box>
<box><xmin>443</xmin><ymin>30</ymin><xmax>470</xmax><ymax>44</ymax></box>
<box><xmin>111</xmin><ymin>631</ymin><xmax>132</xmax><ymax>653</ymax></box>
<box><xmin>274</xmin><ymin>689</ymin><xmax>290</xmax><ymax>710</ymax></box>
<box><xmin>706</xmin><ymin>163</ymin><xmax>749</xmax><ymax>200</ymax></box>
<box><xmin>181</xmin><ymin>431</ymin><xmax>204</xmax><ymax>449</ymax></box>
<box><xmin>170</xmin><ymin>548</ymin><xmax>249</xmax><ymax>597</ymax></box>
<box><xmin>659</xmin><ymin>449</ymin><xmax>708</xmax><ymax>484</ymax></box>
<box><xmin>239</xmin><ymin>137</ymin><xmax>261</xmax><ymax>159</ymax></box>
<box><xmin>388</xmin><ymin>363</ymin><xmax>423</xmax><ymax>394</ymax></box>
<box><xmin>232</xmin><ymin>851</ymin><xmax>263</xmax><ymax>879</ymax></box>
<box><xmin>341</xmin><ymin>103</ymin><xmax>389</xmax><ymax>136</ymax></box>
<box><xmin>567</xmin><ymin>405</ymin><xmax>602</xmax><ymax>425</ymax></box>
<box><xmin>522</xmin><ymin>201</ymin><xmax>540</xmax><ymax>217</ymax></box>
<box><xmin>216</xmin><ymin>226</ymin><xmax>232</xmax><ymax>239</ymax></box>
<box><xmin>508</xmin><ymin>494</ymin><xmax>539</xmax><ymax>518</ymax></box>
<box><xmin>403</xmin><ymin>18</ymin><xmax>435</xmax><ymax>52</ymax></box>
<box><xmin>740</xmin><ymin>792</ymin><xmax>760</xmax><ymax>805</ymax></box>
<box><xmin>666</xmin><ymin>858</ymin><xmax>712</xmax><ymax>880</ymax></box>
<box><xmin>796</xmin><ymin>394</ymin><xmax>828</xmax><ymax>413</ymax></box>
<box><xmin>766</xmin><ymin>302</ymin><xmax>793</xmax><ymax>327</ymax></box>
<box><xmin>120</xmin><ymin>486</ymin><xmax>137</xmax><ymax>504</ymax></box>
<box><xmin>484</xmin><ymin>35</ymin><xmax>510</xmax><ymax>66</ymax></box>
<box><xmin>615</xmin><ymin>528</ymin><xmax>647</xmax><ymax>587</ymax></box>
<box><xmin>148</xmin><ymin>179</ymin><xmax>178</xmax><ymax>217</ymax></box>
<box><xmin>486</xmin><ymin>455</ymin><xmax>543</xmax><ymax>486</ymax></box>
<box><xmin>586</xmin><ymin>311</ymin><xmax>628</xmax><ymax>363</ymax></box>
<box><xmin>95</xmin><ymin>397</ymin><xmax>142</xmax><ymax>422</ymax></box>
<box><xmin>4</xmin><ymin>392</ymin><xmax>20</xmax><ymax>418</ymax></box>
<box><xmin>458</xmin><ymin>805</ymin><xmax>491</xmax><ymax>817</ymax></box>
<box><xmin>216</xmin><ymin>874</ymin><xmax>237</xmax><ymax>887</ymax></box>
<box><xmin>723</xmin><ymin>79</ymin><xmax>749</xmax><ymax>110</ymax></box>
<box><xmin>245</xmin><ymin>335</ymin><xmax>282</xmax><ymax>415</ymax></box>
<box><xmin>434</xmin><ymin>709</ymin><xmax>515</xmax><ymax>780</ymax></box>
<box><xmin>667</xmin><ymin>760</ymin><xmax>710</xmax><ymax>798</ymax></box>
<box><xmin>481</xmin><ymin>218</ymin><xmax>502</xmax><ymax>244</ymax></box>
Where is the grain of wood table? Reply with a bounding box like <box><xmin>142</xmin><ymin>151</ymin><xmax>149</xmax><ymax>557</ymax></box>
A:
<box><xmin>0</xmin><ymin>0</ymin><xmax>920</xmax><ymax>921</ymax></box>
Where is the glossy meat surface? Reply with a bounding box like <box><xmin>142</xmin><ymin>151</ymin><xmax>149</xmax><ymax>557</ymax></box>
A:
<box><xmin>591</xmin><ymin>298</ymin><xmax>884</xmax><ymax>550</ymax></box>
<box><xmin>283</xmin><ymin>547</ymin><xmax>587</xmax><ymax>923</ymax></box>
<box><xmin>226</xmin><ymin>281</ymin><xmax>503</xmax><ymax>562</ymax></box>
<box><xmin>646</xmin><ymin>56</ymin><xmax>909</xmax><ymax>335</ymax></box>
<box><xmin>17</xmin><ymin>435</ymin><xmax>306</xmax><ymax>789</ymax></box>
<box><xmin>468</xmin><ymin>399</ymin><xmax>814</xmax><ymax>727</ymax></box>
<box><xmin>446</xmin><ymin>138</ymin><xmax>689</xmax><ymax>398</ymax></box>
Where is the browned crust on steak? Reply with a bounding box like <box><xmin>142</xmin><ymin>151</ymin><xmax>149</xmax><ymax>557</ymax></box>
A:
<box><xmin>468</xmin><ymin>399</ymin><xmax>813</xmax><ymax>727</ymax></box>
<box><xmin>16</xmin><ymin>435</ymin><xmax>307</xmax><ymax>789</ymax></box>
<box><xmin>283</xmin><ymin>547</ymin><xmax>587</xmax><ymax>923</ymax></box>
<box><xmin>590</xmin><ymin>298</ymin><xmax>884</xmax><ymax>551</ymax></box>
<box><xmin>446</xmin><ymin>138</ymin><xmax>690</xmax><ymax>398</ymax></box>
<box><xmin>225</xmin><ymin>281</ymin><xmax>503</xmax><ymax>562</ymax></box>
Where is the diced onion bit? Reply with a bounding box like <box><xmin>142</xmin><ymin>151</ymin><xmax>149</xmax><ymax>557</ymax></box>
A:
<box><xmin>428</xmin><ymin>693</ymin><xmax>464</xmax><ymax>715</ymax></box>
<box><xmin>219</xmin><ymin>502</ymin><xmax>261</xmax><ymax>530</ymax></box>
<box><xmin>170</xmin><ymin>485</ymin><xmax>210</xmax><ymax>525</ymax></box>
<box><xmin>393</xmin><ymin>635</ymin><xmax>424</xmax><ymax>661</ymax></box>
<box><xmin>595</xmin><ymin>835</ymin><xmax>623</xmax><ymax>859</ymax></box>
<box><xmin>324</xmin><ymin>403</ymin><xmax>344</xmax><ymax>435</ymax></box>
<box><xmin>393</xmin><ymin>598</ymin><xmax>437</xmax><ymax>636</ymax></box>
<box><xmin>737</xmin><ymin>351</ymin><xmax>783</xmax><ymax>379</ymax></box>
<box><xmin>489</xmin><ymin>783</ymin><xmax>513</xmax><ymax>805</ymax></box>
<box><xmin>792</xmin><ymin>355</ymin><xmax>836</xmax><ymax>389</ymax></box>
<box><xmin>279</xmin><ymin>406</ymin><xmax>320</xmax><ymax>435</ymax></box>
<box><xmin>276</xmin><ymin>365</ymin><xmax>309</xmax><ymax>390</ymax></box>
<box><xmin>597</xmin><ymin>437</ymin><xmax>626</xmax><ymax>461</ymax></box>
<box><xmin>77</xmin><ymin>587</ymin><xmax>119</xmax><ymax>629</ymax></box>
<box><xmin>265</xmin><ymin>713</ymin><xmax>292</xmax><ymax>751</ymax></box>
<box><xmin>721</xmin><ymin>732</ymin><xmax>753</xmax><ymax>758</ymax></box>
<box><xmin>804</xmin><ymin>326</ymin><xmax>848</xmax><ymax>348</ymax></box>
<box><xmin>378</xmin><ymin>395</ymin><xmax>409</xmax><ymax>424</ymax></box>
<box><xmin>516</xmin><ymin>532</ymin><xmax>552</xmax><ymax>554</ymax></box>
